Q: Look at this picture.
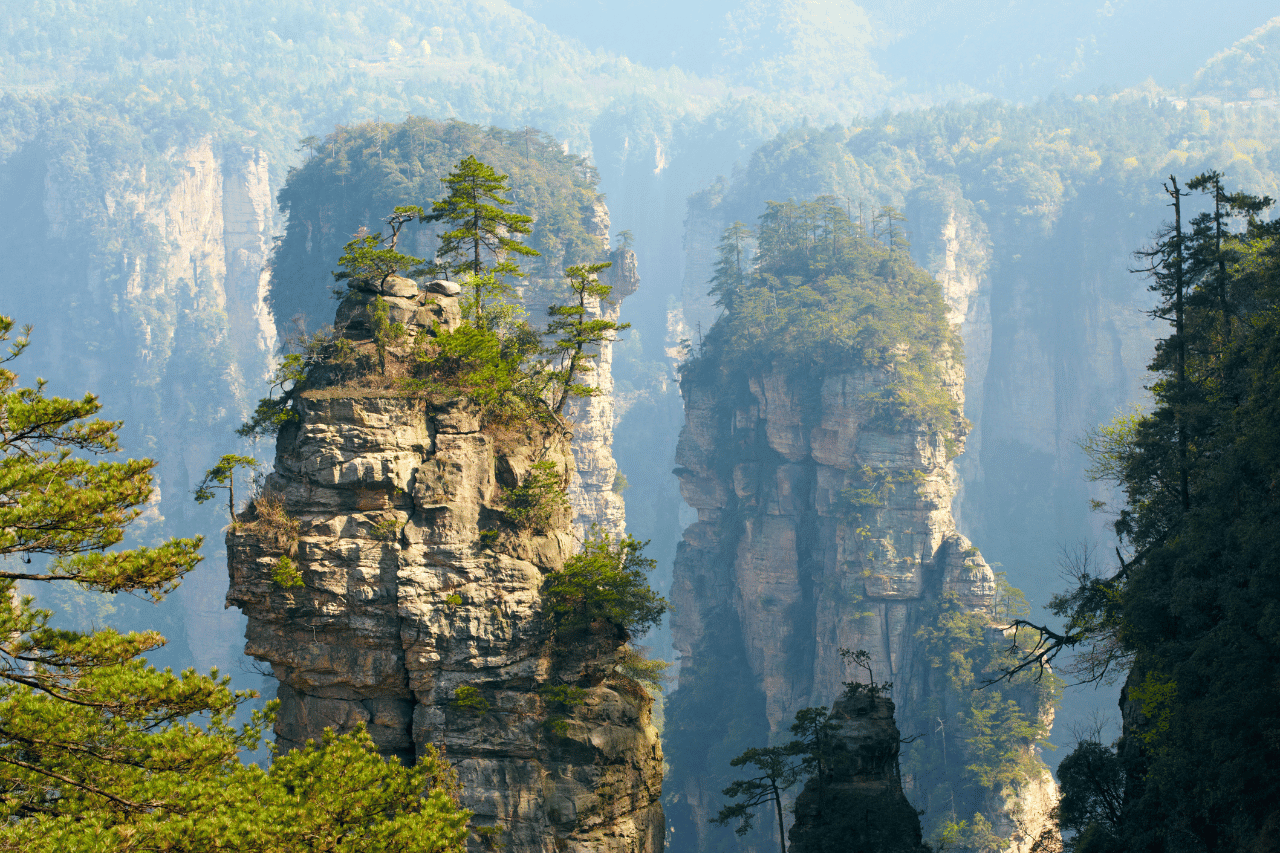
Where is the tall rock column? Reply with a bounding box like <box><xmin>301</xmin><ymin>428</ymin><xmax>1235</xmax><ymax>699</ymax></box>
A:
<box><xmin>227</xmin><ymin>280</ymin><xmax>663</xmax><ymax>853</ymax></box>
<box><xmin>665</xmin><ymin>356</ymin><xmax>1056</xmax><ymax>853</ymax></box>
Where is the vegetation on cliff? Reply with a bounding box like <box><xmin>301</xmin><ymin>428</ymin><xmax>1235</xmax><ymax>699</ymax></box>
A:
<box><xmin>544</xmin><ymin>530</ymin><xmax>667</xmax><ymax>640</ymax></box>
<box><xmin>241</xmin><ymin>145</ymin><xmax>629</xmax><ymax>436</ymax></box>
<box><xmin>685</xmin><ymin>196</ymin><xmax>961</xmax><ymax>433</ymax></box>
<box><xmin>0</xmin><ymin>315</ymin><xmax>470</xmax><ymax>851</ymax></box>
<box><xmin>271</xmin><ymin>118</ymin><xmax>609</xmax><ymax>333</ymax></box>
<box><xmin>907</xmin><ymin>587</ymin><xmax>1062</xmax><ymax>850</ymax></box>
<box><xmin>669</xmin><ymin>189</ymin><xmax>1062</xmax><ymax>853</ymax></box>
<box><xmin>1010</xmin><ymin>177</ymin><xmax>1280</xmax><ymax>852</ymax></box>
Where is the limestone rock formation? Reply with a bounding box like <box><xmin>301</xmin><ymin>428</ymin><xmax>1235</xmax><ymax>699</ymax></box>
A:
<box><xmin>226</xmin><ymin>282</ymin><xmax>663</xmax><ymax>853</ymax></box>
<box><xmin>665</xmin><ymin>356</ymin><xmax>1055</xmax><ymax>852</ymax></box>
<box><xmin>25</xmin><ymin>134</ymin><xmax>279</xmax><ymax>677</ymax></box>
<box><xmin>788</xmin><ymin>689</ymin><xmax>929</xmax><ymax>853</ymax></box>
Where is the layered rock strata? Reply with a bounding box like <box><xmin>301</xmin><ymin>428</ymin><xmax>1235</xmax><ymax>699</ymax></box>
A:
<box><xmin>788</xmin><ymin>689</ymin><xmax>929</xmax><ymax>853</ymax></box>
<box><xmin>667</xmin><ymin>359</ymin><xmax>1054</xmax><ymax>853</ymax></box>
<box><xmin>227</xmin><ymin>280</ymin><xmax>663</xmax><ymax>853</ymax></box>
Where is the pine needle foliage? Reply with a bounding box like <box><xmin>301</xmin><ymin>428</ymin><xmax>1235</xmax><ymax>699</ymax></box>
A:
<box><xmin>544</xmin><ymin>261</ymin><xmax>629</xmax><ymax>415</ymax></box>
<box><xmin>1004</xmin><ymin>179</ymin><xmax>1280</xmax><ymax>851</ymax></box>
<box><xmin>0</xmin><ymin>315</ymin><xmax>470</xmax><ymax>849</ymax></box>
<box><xmin>543</xmin><ymin>529</ymin><xmax>666</xmax><ymax>640</ymax></box>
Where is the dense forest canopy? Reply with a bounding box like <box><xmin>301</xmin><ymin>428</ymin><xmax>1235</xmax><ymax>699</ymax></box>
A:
<box><xmin>688</xmin><ymin>197</ymin><xmax>960</xmax><ymax>433</ymax></box>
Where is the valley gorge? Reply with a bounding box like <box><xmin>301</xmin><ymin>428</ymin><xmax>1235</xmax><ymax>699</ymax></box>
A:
<box><xmin>8</xmin><ymin>18</ymin><xmax>1280</xmax><ymax>842</ymax></box>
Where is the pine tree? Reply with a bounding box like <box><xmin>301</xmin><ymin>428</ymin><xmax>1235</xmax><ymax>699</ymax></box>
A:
<box><xmin>543</xmin><ymin>261</ymin><xmax>629</xmax><ymax>415</ymax></box>
<box><xmin>333</xmin><ymin>205</ymin><xmax>429</xmax><ymax>290</ymax></box>
<box><xmin>0</xmin><ymin>315</ymin><xmax>470</xmax><ymax>850</ymax></box>
<box><xmin>709</xmin><ymin>221</ymin><xmax>753</xmax><ymax>311</ymax></box>
<box><xmin>425</xmin><ymin>156</ymin><xmax>539</xmax><ymax>327</ymax></box>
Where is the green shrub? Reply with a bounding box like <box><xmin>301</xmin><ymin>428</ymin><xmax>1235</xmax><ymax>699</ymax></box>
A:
<box><xmin>367</xmin><ymin>296</ymin><xmax>407</xmax><ymax>375</ymax></box>
<box><xmin>543</xmin><ymin>529</ymin><xmax>666</xmax><ymax>639</ymax></box>
<box><xmin>408</xmin><ymin>323</ymin><xmax>547</xmax><ymax>425</ymax></box>
<box><xmin>500</xmin><ymin>460</ymin><xmax>568</xmax><ymax>531</ymax></box>
<box><xmin>370</xmin><ymin>517</ymin><xmax>400</xmax><ymax>541</ymax></box>
<box><xmin>450</xmin><ymin>684</ymin><xmax>490</xmax><ymax>715</ymax></box>
<box><xmin>616</xmin><ymin>646</ymin><xmax>670</xmax><ymax>690</ymax></box>
<box><xmin>272</xmin><ymin>556</ymin><xmax>304</xmax><ymax>589</ymax></box>
<box><xmin>538</xmin><ymin>684</ymin><xmax>587</xmax><ymax>737</ymax></box>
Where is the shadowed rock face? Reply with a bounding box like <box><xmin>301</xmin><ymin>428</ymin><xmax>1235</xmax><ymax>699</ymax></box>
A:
<box><xmin>671</xmin><ymin>360</ymin><xmax>990</xmax><ymax>735</ymax></box>
<box><xmin>227</xmin><ymin>283</ymin><xmax>662</xmax><ymax>853</ymax></box>
<box><xmin>789</xmin><ymin>690</ymin><xmax>929</xmax><ymax>853</ymax></box>
<box><xmin>666</xmin><ymin>358</ymin><xmax>1055</xmax><ymax>853</ymax></box>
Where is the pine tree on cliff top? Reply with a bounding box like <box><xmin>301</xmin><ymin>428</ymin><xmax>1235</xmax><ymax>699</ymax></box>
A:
<box><xmin>0</xmin><ymin>315</ymin><xmax>469</xmax><ymax>851</ymax></box>
<box><xmin>426</xmin><ymin>155</ymin><xmax>540</xmax><ymax>328</ymax></box>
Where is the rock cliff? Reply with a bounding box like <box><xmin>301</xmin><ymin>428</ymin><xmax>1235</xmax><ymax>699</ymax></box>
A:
<box><xmin>665</xmin><ymin>355</ymin><xmax>1056</xmax><ymax>852</ymax></box>
<box><xmin>15</xmin><ymin>133</ymin><xmax>278</xmax><ymax>675</ymax></box>
<box><xmin>226</xmin><ymin>279</ymin><xmax>663</xmax><ymax>853</ymax></box>
<box><xmin>526</xmin><ymin>245</ymin><xmax>639</xmax><ymax>541</ymax></box>
<box><xmin>788</xmin><ymin>689</ymin><xmax>929</xmax><ymax>853</ymax></box>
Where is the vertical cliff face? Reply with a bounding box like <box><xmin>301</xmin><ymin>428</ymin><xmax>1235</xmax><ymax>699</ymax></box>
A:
<box><xmin>12</xmin><ymin>134</ymin><xmax>278</xmax><ymax>673</ymax></box>
<box><xmin>672</xmin><ymin>362</ymin><xmax>984</xmax><ymax>728</ymax></box>
<box><xmin>227</xmin><ymin>280</ymin><xmax>663</xmax><ymax>853</ymax></box>
<box><xmin>525</xmin><ymin>242</ymin><xmax>639</xmax><ymax>541</ymax></box>
<box><xmin>789</xmin><ymin>689</ymin><xmax>929</xmax><ymax>853</ymax></box>
<box><xmin>666</xmin><ymin>353</ymin><xmax>1055</xmax><ymax>852</ymax></box>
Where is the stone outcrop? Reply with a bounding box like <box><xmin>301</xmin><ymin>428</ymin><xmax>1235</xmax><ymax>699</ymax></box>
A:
<box><xmin>226</xmin><ymin>281</ymin><xmax>663</xmax><ymax>853</ymax></box>
<box><xmin>789</xmin><ymin>689</ymin><xmax>929</xmax><ymax>853</ymax></box>
<box><xmin>665</xmin><ymin>354</ymin><xmax>1055</xmax><ymax>852</ymax></box>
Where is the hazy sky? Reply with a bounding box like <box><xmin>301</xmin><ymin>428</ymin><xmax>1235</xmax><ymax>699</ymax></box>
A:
<box><xmin>513</xmin><ymin>0</ymin><xmax>1278</xmax><ymax>99</ymax></box>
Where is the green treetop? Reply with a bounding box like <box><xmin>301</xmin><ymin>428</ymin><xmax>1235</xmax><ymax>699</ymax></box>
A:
<box><xmin>690</xmin><ymin>197</ymin><xmax>960</xmax><ymax>433</ymax></box>
<box><xmin>426</xmin><ymin>155</ymin><xmax>540</xmax><ymax>327</ymax></box>
<box><xmin>333</xmin><ymin>205</ymin><xmax>429</xmax><ymax>290</ymax></box>
<box><xmin>194</xmin><ymin>453</ymin><xmax>260</xmax><ymax>522</ymax></box>
<box><xmin>542</xmin><ymin>529</ymin><xmax>666</xmax><ymax>640</ymax></box>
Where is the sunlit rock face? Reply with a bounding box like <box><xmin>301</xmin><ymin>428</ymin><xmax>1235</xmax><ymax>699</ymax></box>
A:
<box><xmin>27</xmin><ymin>135</ymin><xmax>279</xmax><ymax>676</ymax></box>
<box><xmin>665</xmin><ymin>354</ymin><xmax>1054</xmax><ymax>853</ymax></box>
<box><xmin>227</xmin><ymin>283</ymin><xmax>663</xmax><ymax>853</ymax></box>
<box><xmin>546</xmin><ymin>246</ymin><xmax>640</xmax><ymax>542</ymax></box>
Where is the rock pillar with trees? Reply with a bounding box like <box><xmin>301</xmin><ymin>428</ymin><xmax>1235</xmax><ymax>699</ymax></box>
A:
<box><xmin>226</xmin><ymin>185</ymin><xmax>664</xmax><ymax>852</ymax></box>
<box><xmin>666</xmin><ymin>199</ymin><xmax>1060</xmax><ymax>853</ymax></box>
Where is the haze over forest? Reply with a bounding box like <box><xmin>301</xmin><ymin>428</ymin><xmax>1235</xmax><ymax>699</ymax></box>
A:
<box><xmin>3</xmin><ymin>2</ymin><xmax>1280</xmax><ymax>851</ymax></box>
